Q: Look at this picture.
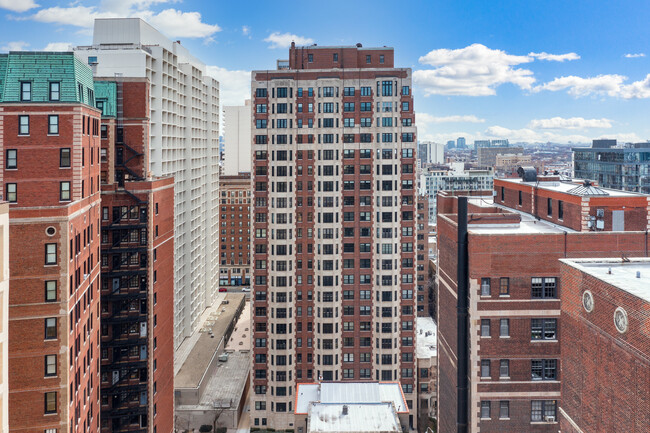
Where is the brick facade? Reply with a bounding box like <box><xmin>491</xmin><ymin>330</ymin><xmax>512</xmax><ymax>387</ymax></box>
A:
<box><xmin>219</xmin><ymin>173</ymin><xmax>252</xmax><ymax>288</ymax></box>
<box><xmin>436</xmin><ymin>176</ymin><xmax>650</xmax><ymax>433</ymax></box>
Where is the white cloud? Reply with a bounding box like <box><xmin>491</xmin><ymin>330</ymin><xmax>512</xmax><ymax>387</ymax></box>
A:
<box><xmin>264</xmin><ymin>32</ymin><xmax>313</xmax><ymax>49</ymax></box>
<box><xmin>206</xmin><ymin>65</ymin><xmax>250</xmax><ymax>107</ymax></box>
<box><xmin>0</xmin><ymin>0</ymin><xmax>38</xmax><ymax>13</ymax></box>
<box><xmin>624</xmin><ymin>53</ymin><xmax>645</xmax><ymax>58</ymax></box>
<box><xmin>242</xmin><ymin>25</ymin><xmax>251</xmax><ymax>36</ymax></box>
<box><xmin>529</xmin><ymin>52</ymin><xmax>580</xmax><ymax>62</ymax></box>
<box><xmin>1</xmin><ymin>41</ymin><xmax>30</xmax><ymax>51</ymax></box>
<box><xmin>27</xmin><ymin>2</ymin><xmax>220</xmax><ymax>38</ymax></box>
<box><xmin>535</xmin><ymin>73</ymin><xmax>650</xmax><ymax>99</ymax></box>
<box><xmin>147</xmin><ymin>9</ymin><xmax>221</xmax><ymax>38</ymax></box>
<box><xmin>419</xmin><ymin>113</ymin><xmax>485</xmax><ymax>124</ymax></box>
<box><xmin>528</xmin><ymin>117</ymin><xmax>612</xmax><ymax>130</ymax></box>
<box><xmin>43</xmin><ymin>42</ymin><xmax>73</xmax><ymax>51</ymax></box>
<box><xmin>414</xmin><ymin>44</ymin><xmax>536</xmax><ymax>96</ymax></box>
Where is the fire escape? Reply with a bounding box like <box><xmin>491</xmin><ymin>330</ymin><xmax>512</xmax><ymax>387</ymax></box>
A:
<box><xmin>101</xmin><ymin>125</ymin><xmax>150</xmax><ymax>433</ymax></box>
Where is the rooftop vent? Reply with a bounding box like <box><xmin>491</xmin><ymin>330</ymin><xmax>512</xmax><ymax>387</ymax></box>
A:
<box><xmin>517</xmin><ymin>166</ymin><xmax>537</xmax><ymax>182</ymax></box>
<box><xmin>567</xmin><ymin>181</ymin><xmax>610</xmax><ymax>196</ymax></box>
<box><xmin>356</xmin><ymin>43</ymin><xmax>362</xmax><ymax>47</ymax></box>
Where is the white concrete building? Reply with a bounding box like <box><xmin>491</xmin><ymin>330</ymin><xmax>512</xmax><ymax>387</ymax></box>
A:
<box><xmin>76</xmin><ymin>18</ymin><xmax>221</xmax><ymax>346</ymax></box>
<box><xmin>423</xmin><ymin>141</ymin><xmax>444</xmax><ymax>165</ymax></box>
<box><xmin>0</xmin><ymin>203</ymin><xmax>8</xmax><ymax>433</ymax></box>
<box><xmin>419</xmin><ymin>163</ymin><xmax>494</xmax><ymax>223</ymax></box>
<box><xmin>223</xmin><ymin>100</ymin><xmax>252</xmax><ymax>175</ymax></box>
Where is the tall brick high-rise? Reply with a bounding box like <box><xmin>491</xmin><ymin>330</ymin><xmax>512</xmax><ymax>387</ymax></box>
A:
<box><xmin>95</xmin><ymin>78</ymin><xmax>174</xmax><ymax>432</ymax></box>
<box><xmin>1</xmin><ymin>52</ymin><xmax>102</xmax><ymax>433</ymax></box>
<box><xmin>251</xmin><ymin>43</ymin><xmax>420</xmax><ymax>429</ymax></box>
<box><xmin>436</xmin><ymin>172</ymin><xmax>650</xmax><ymax>433</ymax></box>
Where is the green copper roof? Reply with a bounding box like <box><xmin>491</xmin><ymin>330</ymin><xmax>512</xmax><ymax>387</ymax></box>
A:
<box><xmin>94</xmin><ymin>81</ymin><xmax>117</xmax><ymax>117</ymax></box>
<box><xmin>0</xmin><ymin>52</ymin><xmax>95</xmax><ymax>104</ymax></box>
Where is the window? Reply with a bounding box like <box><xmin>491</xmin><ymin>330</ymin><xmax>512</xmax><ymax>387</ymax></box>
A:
<box><xmin>499</xmin><ymin>277</ymin><xmax>509</xmax><ymax>295</ymax></box>
<box><xmin>518</xmin><ymin>190</ymin><xmax>522</xmax><ymax>206</ymax></box>
<box><xmin>366</xmin><ymin>55</ymin><xmax>371</xmax><ymax>64</ymax></box>
<box><xmin>500</xmin><ymin>186</ymin><xmax>505</xmax><ymax>201</ymax></box>
<box><xmin>531</xmin><ymin>318</ymin><xmax>557</xmax><ymax>340</ymax></box>
<box><xmin>60</xmin><ymin>149</ymin><xmax>71</xmax><ymax>168</ymax></box>
<box><xmin>558</xmin><ymin>200</ymin><xmax>564</xmax><ymax>219</ymax></box>
<box><xmin>500</xmin><ymin>318</ymin><xmax>509</xmax><ymax>337</ymax></box>
<box><xmin>19</xmin><ymin>115</ymin><xmax>29</xmax><ymax>135</ymax></box>
<box><xmin>6</xmin><ymin>149</ymin><xmax>16</xmax><ymax>169</ymax></box>
<box><xmin>49</xmin><ymin>82</ymin><xmax>60</xmax><ymax>101</ymax></box>
<box><xmin>44</xmin><ymin>392</ymin><xmax>56</xmax><ymax>414</ymax></box>
<box><xmin>5</xmin><ymin>183</ymin><xmax>16</xmax><ymax>202</ymax></box>
<box><xmin>531</xmin><ymin>400</ymin><xmax>556</xmax><ymax>422</ymax></box>
<box><xmin>60</xmin><ymin>182</ymin><xmax>70</xmax><ymax>201</ymax></box>
<box><xmin>531</xmin><ymin>359</ymin><xmax>557</xmax><ymax>381</ymax></box>
<box><xmin>20</xmin><ymin>82</ymin><xmax>31</xmax><ymax>101</ymax></box>
<box><xmin>481</xmin><ymin>278</ymin><xmax>491</xmax><ymax>296</ymax></box>
<box><xmin>45</xmin><ymin>281</ymin><xmax>57</xmax><ymax>302</ymax></box>
<box><xmin>500</xmin><ymin>401</ymin><xmax>510</xmax><ymax>419</ymax></box>
<box><xmin>381</xmin><ymin>81</ymin><xmax>393</xmax><ymax>96</ymax></box>
<box><xmin>480</xmin><ymin>319</ymin><xmax>490</xmax><ymax>337</ymax></box>
<box><xmin>45</xmin><ymin>354</ymin><xmax>57</xmax><ymax>377</ymax></box>
<box><xmin>402</xmin><ymin>85</ymin><xmax>410</xmax><ymax>95</ymax></box>
<box><xmin>402</xmin><ymin>101</ymin><xmax>409</xmax><ymax>111</ymax></box>
<box><xmin>308</xmin><ymin>54</ymin><xmax>313</xmax><ymax>63</ymax></box>
<box><xmin>499</xmin><ymin>360</ymin><xmax>509</xmax><ymax>378</ymax></box>
<box><xmin>480</xmin><ymin>359</ymin><xmax>490</xmax><ymax>378</ymax></box>
<box><xmin>547</xmin><ymin>198</ymin><xmax>552</xmax><ymax>217</ymax></box>
<box><xmin>45</xmin><ymin>243</ymin><xmax>56</xmax><ymax>265</ymax></box>
<box><xmin>379</xmin><ymin>54</ymin><xmax>385</xmax><ymax>64</ymax></box>
<box><xmin>44</xmin><ymin>317</ymin><xmax>57</xmax><ymax>339</ymax></box>
<box><xmin>531</xmin><ymin>277</ymin><xmax>557</xmax><ymax>298</ymax></box>
<box><xmin>480</xmin><ymin>401</ymin><xmax>490</xmax><ymax>419</ymax></box>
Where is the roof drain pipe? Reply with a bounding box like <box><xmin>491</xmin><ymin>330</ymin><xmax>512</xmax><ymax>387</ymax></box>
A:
<box><xmin>457</xmin><ymin>196</ymin><xmax>469</xmax><ymax>433</ymax></box>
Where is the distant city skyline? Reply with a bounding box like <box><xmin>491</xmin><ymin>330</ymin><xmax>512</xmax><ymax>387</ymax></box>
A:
<box><xmin>1</xmin><ymin>0</ymin><xmax>650</xmax><ymax>144</ymax></box>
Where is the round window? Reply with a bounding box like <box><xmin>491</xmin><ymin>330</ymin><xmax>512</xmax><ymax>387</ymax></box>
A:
<box><xmin>614</xmin><ymin>307</ymin><xmax>628</xmax><ymax>333</ymax></box>
<box><xmin>582</xmin><ymin>290</ymin><xmax>594</xmax><ymax>313</ymax></box>
<box><xmin>46</xmin><ymin>226</ymin><xmax>56</xmax><ymax>237</ymax></box>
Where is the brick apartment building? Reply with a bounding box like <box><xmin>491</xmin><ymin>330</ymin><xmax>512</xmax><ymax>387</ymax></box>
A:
<box><xmin>436</xmin><ymin>171</ymin><xmax>650</xmax><ymax>433</ymax></box>
<box><xmin>558</xmin><ymin>258</ymin><xmax>650</xmax><ymax>433</ymax></box>
<box><xmin>219</xmin><ymin>173</ymin><xmax>252</xmax><ymax>288</ymax></box>
<box><xmin>251</xmin><ymin>43</ymin><xmax>420</xmax><ymax>429</ymax></box>
<box><xmin>95</xmin><ymin>78</ymin><xmax>174</xmax><ymax>432</ymax></box>
<box><xmin>417</xmin><ymin>194</ymin><xmax>429</xmax><ymax>317</ymax></box>
<box><xmin>1</xmin><ymin>52</ymin><xmax>102</xmax><ymax>433</ymax></box>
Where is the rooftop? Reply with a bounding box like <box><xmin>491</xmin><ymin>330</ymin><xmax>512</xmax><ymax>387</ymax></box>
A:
<box><xmin>560</xmin><ymin>258</ymin><xmax>650</xmax><ymax>303</ymax></box>
<box><xmin>296</xmin><ymin>382</ymin><xmax>408</xmax><ymax>415</ymax></box>
<box><xmin>174</xmin><ymin>294</ymin><xmax>245</xmax><ymax>388</ymax></box>
<box><xmin>307</xmin><ymin>403</ymin><xmax>401</xmax><ymax>433</ymax></box>
<box><xmin>498</xmin><ymin>177</ymin><xmax>641</xmax><ymax>197</ymax></box>
<box><xmin>416</xmin><ymin>317</ymin><xmax>437</xmax><ymax>358</ymax></box>
<box><xmin>178</xmin><ymin>350</ymin><xmax>250</xmax><ymax>409</ymax></box>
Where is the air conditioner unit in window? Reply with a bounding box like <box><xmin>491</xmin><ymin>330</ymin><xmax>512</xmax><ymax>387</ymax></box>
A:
<box><xmin>545</xmin><ymin>416</ymin><xmax>556</xmax><ymax>422</ymax></box>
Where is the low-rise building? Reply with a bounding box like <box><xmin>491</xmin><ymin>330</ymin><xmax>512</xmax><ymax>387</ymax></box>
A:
<box><xmin>558</xmin><ymin>258</ymin><xmax>650</xmax><ymax>433</ymax></box>
<box><xmin>478</xmin><ymin>146</ymin><xmax>524</xmax><ymax>167</ymax></box>
<box><xmin>175</xmin><ymin>294</ymin><xmax>250</xmax><ymax>431</ymax></box>
<box><xmin>416</xmin><ymin>317</ymin><xmax>437</xmax><ymax>429</ymax></box>
<box><xmin>294</xmin><ymin>382</ymin><xmax>410</xmax><ymax>433</ymax></box>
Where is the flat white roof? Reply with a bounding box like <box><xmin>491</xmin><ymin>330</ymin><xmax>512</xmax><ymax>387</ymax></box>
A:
<box><xmin>308</xmin><ymin>403</ymin><xmax>401</xmax><ymax>433</ymax></box>
<box><xmin>296</xmin><ymin>382</ymin><xmax>408</xmax><ymax>415</ymax></box>
<box><xmin>560</xmin><ymin>258</ymin><xmax>650</xmax><ymax>302</ymax></box>
<box><xmin>500</xmin><ymin>178</ymin><xmax>642</xmax><ymax>197</ymax></box>
<box><xmin>416</xmin><ymin>317</ymin><xmax>437</xmax><ymax>358</ymax></box>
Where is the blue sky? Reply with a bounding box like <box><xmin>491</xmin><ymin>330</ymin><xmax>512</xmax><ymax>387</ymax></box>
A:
<box><xmin>2</xmin><ymin>0</ymin><xmax>650</xmax><ymax>144</ymax></box>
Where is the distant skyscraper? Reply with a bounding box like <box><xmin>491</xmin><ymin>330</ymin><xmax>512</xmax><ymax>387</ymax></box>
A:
<box><xmin>422</xmin><ymin>141</ymin><xmax>445</xmax><ymax>165</ymax></box>
<box><xmin>224</xmin><ymin>100</ymin><xmax>252</xmax><ymax>175</ymax></box>
<box><xmin>76</xmin><ymin>18</ymin><xmax>221</xmax><ymax>346</ymax></box>
<box><xmin>446</xmin><ymin>140</ymin><xmax>455</xmax><ymax>149</ymax></box>
<box><xmin>491</xmin><ymin>139</ymin><xmax>509</xmax><ymax>147</ymax></box>
<box><xmin>456</xmin><ymin>137</ymin><xmax>466</xmax><ymax>149</ymax></box>
<box><xmin>251</xmin><ymin>43</ymin><xmax>421</xmax><ymax>429</ymax></box>
<box><xmin>473</xmin><ymin>139</ymin><xmax>491</xmax><ymax>152</ymax></box>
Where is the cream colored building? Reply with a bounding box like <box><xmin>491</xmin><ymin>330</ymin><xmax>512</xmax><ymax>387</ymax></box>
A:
<box><xmin>224</xmin><ymin>100</ymin><xmax>252</xmax><ymax>175</ymax></box>
<box><xmin>76</xmin><ymin>18</ymin><xmax>221</xmax><ymax>346</ymax></box>
<box><xmin>0</xmin><ymin>202</ymin><xmax>8</xmax><ymax>433</ymax></box>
